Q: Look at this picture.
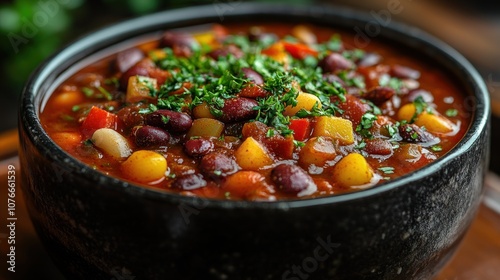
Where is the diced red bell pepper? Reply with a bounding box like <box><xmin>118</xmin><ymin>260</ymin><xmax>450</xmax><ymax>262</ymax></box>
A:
<box><xmin>81</xmin><ymin>106</ymin><xmax>118</xmax><ymax>138</ymax></box>
<box><xmin>283</xmin><ymin>41</ymin><xmax>318</xmax><ymax>60</ymax></box>
<box><xmin>289</xmin><ymin>118</ymin><xmax>311</xmax><ymax>141</ymax></box>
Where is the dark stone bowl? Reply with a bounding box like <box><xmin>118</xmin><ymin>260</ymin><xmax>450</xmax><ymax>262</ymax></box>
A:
<box><xmin>18</xmin><ymin>4</ymin><xmax>490</xmax><ymax>280</ymax></box>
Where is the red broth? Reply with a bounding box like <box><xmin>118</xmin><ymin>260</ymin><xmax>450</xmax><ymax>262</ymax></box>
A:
<box><xmin>40</xmin><ymin>23</ymin><xmax>470</xmax><ymax>201</ymax></box>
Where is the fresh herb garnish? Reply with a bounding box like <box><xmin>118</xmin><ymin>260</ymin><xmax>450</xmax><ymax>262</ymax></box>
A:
<box><xmin>445</xmin><ymin>108</ymin><xmax>458</xmax><ymax>117</ymax></box>
<box><xmin>356</xmin><ymin>112</ymin><xmax>378</xmax><ymax>139</ymax></box>
<box><xmin>378</xmin><ymin>166</ymin><xmax>395</xmax><ymax>174</ymax></box>
<box><xmin>431</xmin><ymin>145</ymin><xmax>443</xmax><ymax>152</ymax></box>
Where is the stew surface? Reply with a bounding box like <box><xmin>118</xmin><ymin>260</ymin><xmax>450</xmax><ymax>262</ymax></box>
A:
<box><xmin>40</xmin><ymin>23</ymin><xmax>470</xmax><ymax>200</ymax></box>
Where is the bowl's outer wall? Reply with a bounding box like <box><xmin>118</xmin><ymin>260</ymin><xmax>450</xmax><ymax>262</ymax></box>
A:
<box><xmin>19</xmin><ymin>4</ymin><xmax>490</xmax><ymax>280</ymax></box>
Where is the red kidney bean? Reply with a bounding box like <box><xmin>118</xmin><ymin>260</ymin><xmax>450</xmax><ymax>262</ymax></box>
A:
<box><xmin>200</xmin><ymin>152</ymin><xmax>238</xmax><ymax>180</ymax></box>
<box><xmin>145</xmin><ymin>110</ymin><xmax>193</xmax><ymax>133</ymax></box>
<box><xmin>119</xmin><ymin>59</ymin><xmax>154</xmax><ymax>89</ymax></box>
<box><xmin>171</xmin><ymin>174</ymin><xmax>207</xmax><ymax>190</ymax></box>
<box><xmin>219</xmin><ymin>97</ymin><xmax>258</xmax><ymax>123</ymax></box>
<box><xmin>362</xmin><ymin>86</ymin><xmax>395</xmax><ymax>105</ymax></box>
<box><xmin>391</xmin><ymin>65</ymin><xmax>421</xmax><ymax>80</ymax></box>
<box><xmin>160</xmin><ymin>31</ymin><xmax>197</xmax><ymax>49</ymax></box>
<box><xmin>334</xmin><ymin>94</ymin><xmax>371</xmax><ymax>126</ymax></box>
<box><xmin>365</xmin><ymin>139</ymin><xmax>393</xmax><ymax>155</ymax></box>
<box><xmin>271</xmin><ymin>164</ymin><xmax>316</xmax><ymax>195</ymax></box>
<box><xmin>134</xmin><ymin>125</ymin><xmax>171</xmax><ymax>147</ymax></box>
<box><xmin>116</xmin><ymin>48</ymin><xmax>145</xmax><ymax>73</ymax></box>
<box><xmin>184</xmin><ymin>138</ymin><xmax>214</xmax><ymax>158</ymax></box>
<box><xmin>208</xmin><ymin>45</ymin><xmax>243</xmax><ymax>60</ymax></box>
<box><xmin>399</xmin><ymin>124</ymin><xmax>439</xmax><ymax>145</ymax></box>
<box><xmin>319</xmin><ymin>53</ymin><xmax>354</xmax><ymax>73</ymax></box>
<box><xmin>241</xmin><ymin>67</ymin><xmax>264</xmax><ymax>85</ymax></box>
<box><xmin>357</xmin><ymin>52</ymin><xmax>381</xmax><ymax>67</ymax></box>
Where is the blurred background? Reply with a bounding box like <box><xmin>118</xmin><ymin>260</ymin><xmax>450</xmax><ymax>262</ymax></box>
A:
<box><xmin>0</xmin><ymin>1</ymin><xmax>498</xmax><ymax>279</ymax></box>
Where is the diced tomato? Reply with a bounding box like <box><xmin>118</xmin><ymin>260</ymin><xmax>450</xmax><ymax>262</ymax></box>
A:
<box><xmin>241</xmin><ymin>122</ymin><xmax>294</xmax><ymax>159</ymax></box>
<box><xmin>282</xmin><ymin>41</ymin><xmax>318</xmax><ymax>59</ymax></box>
<box><xmin>239</xmin><ymin>84</ymin><xmax>268</xmax><ymax>99</ymax></box>
<box><xmin>289</xmin><ymin>118</ymin><xmax>311</xmax><ymax>141</ymax></box>
<box><xmin>81</xmin><ymin>106</ymin><xmax>118</xmax><ymax>138</ymax></box>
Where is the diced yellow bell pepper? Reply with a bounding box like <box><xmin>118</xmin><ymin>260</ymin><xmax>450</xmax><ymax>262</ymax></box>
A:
<box><xmin>312</xmin><ymin>116</ymin><xmax>354</xmax><ymax>145</ymax></box>
<box><xmin>332</xmin><ymin>153</ymin><xmax>374</xmax><ymax>188</ymax></box>
<box><xmin>185</xmin><ymin>118</ymin><xmax>224</xmax><ymax>139</ymax></box>
<box><xmin>284</xmin><ymin>92</ymin><xmax>321</xmax><ymax>116</ymax></box>
<box><xmin>234</xmin><ymin>137</ymin><xmax>273</xmax><ymax>171</ymax></box>
<box><xmin>126</xmin><ymin>76</ymin><xmax>157</xmax><ymax>103</ymax></box>
<box><xmin>298</xmin><ymin>137</ymin><xmax>337</xmax><ymax>168</ymax></box>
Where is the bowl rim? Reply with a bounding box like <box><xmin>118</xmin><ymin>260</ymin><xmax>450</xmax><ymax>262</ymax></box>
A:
<box><xmin>20</xmin><ymin>3</ymin><xmax>490</xmax><ymax>209</ymax></box>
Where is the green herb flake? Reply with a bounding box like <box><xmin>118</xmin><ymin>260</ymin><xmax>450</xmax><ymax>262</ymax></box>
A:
<box><xmin>293</xmin><ymin>140</ymin><xmax>306</xmax><ymax>148</ymax></box>
<box><xmin>431</xmin><ymin>145</ymin><xmax>443</xmax><ymax>152</ymax></box>
<box><xmin>81</xmin><ymin>87</ymin><xmax>94</xmax><ymax>97</ymax></box>
<box><xmin>378</xmin><ymin>166</ymin><xmax>395</xmax><ymax>174</ymax></box>
<box><xmin>445</xmin><ymin>109</ymin><xmax>458</xmax><ymax>117</ymax></box>
<box><xmin>354</xmin><ymin>140</ymin><xmax>366</xmax><ymax>150</ymax></box>
<box><xmin>411</xmin><ymin>96</ymin><xmax>427</xmax><ymax>123</ymax></box>
<box><xmin>356</xmin><ymin>112</ymin><xmax>378</xmax><ymax>139</ymax></box>
<box><xmin>266</xmin><ymin>129</ymin><xmax>275</xmax><ymax>138</ymax></box>
<box><xmin>60</xmin><ymin>114</ymin><xmax>74</xmax><ymax>121</ymax></box>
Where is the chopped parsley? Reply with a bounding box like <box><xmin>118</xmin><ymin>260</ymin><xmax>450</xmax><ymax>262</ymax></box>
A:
<box><xmin>431</xmin><ymin>145</ymin><xmax>443</xmax><ymax>152</ymax></box>
<box><xmin>378</xmin><ymin>166</ymin><xmax>395</xmax><ymax>174</ymax></box>
<box><xmin>356</xmin><ymin>112</ymin><xmax>378</xmax><ymax>139</ymax></box>
<box><xmin>445</xmin><ymin>108</ymin><xmax>458</xmax><ymax>117</ymax></box>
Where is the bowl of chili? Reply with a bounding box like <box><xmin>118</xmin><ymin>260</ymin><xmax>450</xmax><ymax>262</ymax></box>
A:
<box><xmin>19</xmin><ymin>3</ymin><xmax>490</xmax><ymax>280</ymax></box>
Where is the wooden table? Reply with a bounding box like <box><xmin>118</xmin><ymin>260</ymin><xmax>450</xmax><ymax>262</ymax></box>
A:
<box><xmin>1</xmin><ymin>154</ymin><xmax>499</xmax><ymax>279</ymax></box>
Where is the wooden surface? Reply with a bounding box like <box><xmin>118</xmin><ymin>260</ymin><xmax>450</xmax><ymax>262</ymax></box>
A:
<box><xmin>1</xmin><ymin>154</ymin><xmax>499</xmax><ymax>279</ymax></box>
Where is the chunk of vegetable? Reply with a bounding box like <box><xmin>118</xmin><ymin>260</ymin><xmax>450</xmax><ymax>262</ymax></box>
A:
<box><xmin>312</xmin><ymin>116</ymin><xmax>354</xmax><ymax>145</ymax></box>
<box><xmin>52</xmin><ymin>91</ymin><xmax>84</xmax><ymax>108</ymax></box>
<box><xmin>288</xmin><ymin>118</ymin><xmax>311</xmax><ymax>141</ymax></box>
<box><xmin>298</xmin><ymin>137</ymin><xmax>337</xmax><ymax>168</ymax></box>
<box><xmin>332</xmin><ymin>153</ymin><xmax>374</xmax><ymax>188</ymax></box>
<box><xmin>261</xmin><ymin>42</ymin><xmax>289</xmax><ymax>65</ymax></box>
<box><xmin>291</xmin><ymin>25</ymin><xmax>316</xmax><ymax>45</ymax></box>
<box><xmin>397</xmin><ymin>103</ymin><xmax>415</xmax><ymax>122</ymax></box>
<box><xmin>126</xmin><ymin>75</ymin><xmax>157</xmax><ymax>103</ymax></box>
<box><xmin>234</xmin><ymin>137</ymin><xmax>273</xmax><ymax>171</ymax></box>
<box><xmin>186</xmin><ymin>118</ymin><xmax>224</xmax><ymax>139</ymax></box>
<box><xmin>51</xmin><ymin>132</ymin><xmax>82</xmax><ymax>151</ymax></box>
<box><xmin>192</xmin><ymin>102</ymin><xmax>215</xmax><ymax>119</ymax></box>
<box><xmin>222</xmin><ymin>171</ymin><xmax>270</xmax><ymax>199</ymax></box>
<box><xmin>91</xmin><ymin>128</ymin><xmax>132</xmax><ymax>158</ymax></box>
<box><xmin>282</xmin><ymin>41</ymin><xmax>318</xmax><ymax>59</ymax></box>
<box><xmin>397</xmin><ymin>104</ymin><xmax>454</xmax><ymax>134</ymax></box>
<box><xmin>241</xmin><ymin>121</ymin><xmax>294</xmax><ymax>159</ymax></box>
<box><xmin>81</xmin><ymin>106</ymin><xmax>118</xmax><ymax>138</ymax></box>
<box><xmin>415</xmin><ymin>113</ymin><xmax>454</xmax><ymax>134</ymax></box>
<box><xmin>395</xmin><ymin>143</ymin><xmax>422</xmax><ymax>162</ymax></box>
<box><xmin>121</xmin><ymin>150</ymin><xmax>167</xmax><ymax>183</ymax></box>
<box><xmin>284</xmin><ymin>91</ymin><xmax>321</xmax><ymax>117</ymax></box>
